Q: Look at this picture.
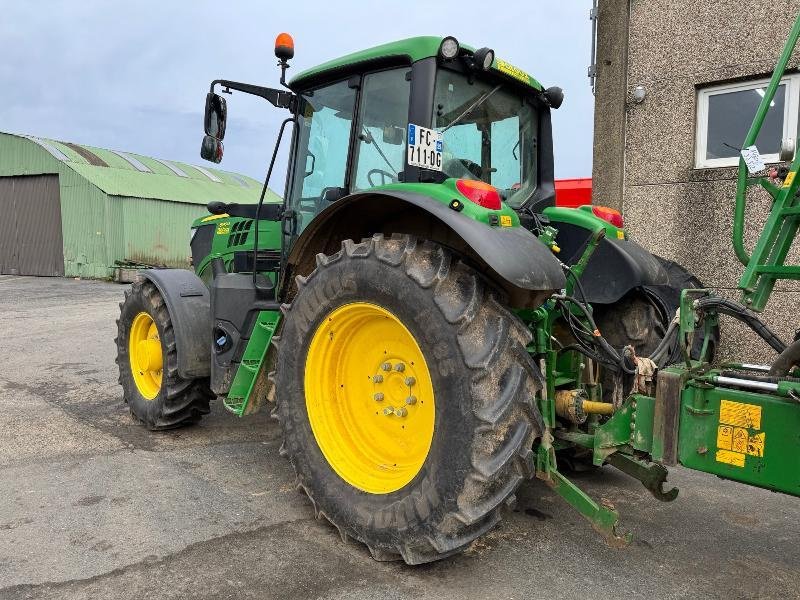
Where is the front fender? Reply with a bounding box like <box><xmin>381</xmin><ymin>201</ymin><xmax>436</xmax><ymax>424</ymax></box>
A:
<box><xmin>286</xmin><ymin>190</ymin><xmax>566</xmax><ymax>308</ymax></box>
<box><xmin>138</xmin><ymin>269</ymin><xmax>211</xmax><ymax>379</ymax></box>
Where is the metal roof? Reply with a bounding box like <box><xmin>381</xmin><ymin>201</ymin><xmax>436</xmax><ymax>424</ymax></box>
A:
<box><xmin>290</xmin><ymin>36</ymin><xmax>543</xmax><ymax>91</ymax></box>
<box><xmin>3</xmin><ymin>132</ymin><xmax>281</xmax><ymax>206</ymax></box>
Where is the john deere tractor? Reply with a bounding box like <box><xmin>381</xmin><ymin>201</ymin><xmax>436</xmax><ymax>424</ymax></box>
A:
<box><xmin>115</xmin><ymin>27</ymin><xmax>800</xmax><ymax>564</ymax></box>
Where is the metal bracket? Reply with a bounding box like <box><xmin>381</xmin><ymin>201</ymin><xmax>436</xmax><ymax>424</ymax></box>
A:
<box><xmin>606</xmin><ymin>453</ymin><xmax>679</xmax><ymax>502</ymax></box>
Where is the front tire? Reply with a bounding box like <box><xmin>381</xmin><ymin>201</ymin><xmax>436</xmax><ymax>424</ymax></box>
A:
<box><xmin>116</xmin><ymin>277</ymin><xmax>213</xmax><ymax>430</ymax></box>
<box><xmin>275</xmin><ymin>234</ymin><xmax>544</xmax><ymax>564</ymax></box>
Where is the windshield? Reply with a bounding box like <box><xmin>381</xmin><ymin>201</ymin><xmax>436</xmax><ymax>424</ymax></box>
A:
<box><xmin>433</xmin><ymin>69</ymin><xmax>538</xmax><ymax>208</ymax></box>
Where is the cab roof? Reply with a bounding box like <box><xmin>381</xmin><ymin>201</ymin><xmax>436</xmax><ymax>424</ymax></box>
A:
<box><xmin>289</xmin><ymin>36</ymin><xmax>543</xmax><ymax>92</ymax></box>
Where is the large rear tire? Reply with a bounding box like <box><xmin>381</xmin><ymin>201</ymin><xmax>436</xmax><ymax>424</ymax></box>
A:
<box><xmin>592</xmin><ymin>256</ymin><xmax>721</xmax><ymax>401</ymax></box>
<box><xmin>116</xmin><ymin>277</ymin><xmax>213</xmax><ymax>430</ymax></box>
<box><xmin>274</xmin><ymin>234</ymin><xmax>544</xmax><ymax>564</ymax></box>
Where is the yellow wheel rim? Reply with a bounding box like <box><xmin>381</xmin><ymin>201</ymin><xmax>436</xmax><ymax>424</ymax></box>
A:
<box><xmin>129</xmin><ymin>312</ymin><xmax>163</xmax><ymax>400</ymax></box>
<box><xmin>304</xmin><ymin>303</ymin><xmax>436</xmax><ymax>494</ymax></box>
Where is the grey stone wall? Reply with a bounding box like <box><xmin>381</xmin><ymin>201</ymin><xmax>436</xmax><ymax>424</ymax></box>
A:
<box><xmin>594</xmin><ymin>0</ymin><xmax>800</xmax><ymax>362</ymax></box>
<box><xmin>591</xmin><ymin>0</ymin><xmax>630</xmax><ymax>210</ymax></box>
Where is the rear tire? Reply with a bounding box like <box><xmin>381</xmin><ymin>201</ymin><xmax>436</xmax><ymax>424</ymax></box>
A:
<box><xmin>275</xmin><ymin>234</ymin><xmax>544</xmax><ymax>564</ymax></box>
<box><xmin>592</xmin><ymin>257</ymin><xmax>721</xmax><ymax>401</ymax></box>
<box><xmin>116</xmin><ymin>277</ymin><xmax>213</xmax><ymax>430</ymax></box>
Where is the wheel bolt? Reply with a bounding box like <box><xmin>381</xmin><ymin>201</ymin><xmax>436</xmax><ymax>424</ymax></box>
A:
<box><xmin>373</xmin><ymin>374</ymin><xmax>384</xmax><ymax>383</ymax></box>
<box><xmin>383</xmin><ymin>406</ymin><xmax>395</xmax><ymax>416</ymax></box>
<box><xmin>394</xmin><ymin>363</ymin><xmax>405</xmax><ymax>372</ymax></box>
<box><xmin>381</xmin><ymin>362</ymin><xmax>392</xmax><ymax>371</ymax></box>
<box><xmin>404</xmin><ymin>376</ymin><xmax>416</xmax><ymax>386</ymax></box>
<box><xmin>374</xmin><ymin>393</ymin><xmax>384</xmax><ymax>401</ymax></box>
<box><xmin>394</xmin><ymin>407</ymin><xmax>408</xmax><ymax>417</ymax></box>
<box><xmin>405</xmin><ymin>395</ymin><xmax>417</xmax><ymax>405</ymax></box>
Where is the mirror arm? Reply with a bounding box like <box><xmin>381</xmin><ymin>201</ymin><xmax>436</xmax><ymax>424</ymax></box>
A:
<box><xmin>210</xmin><ymin>79</ymin><xmax>296</xmax><ymax>111</ymax></box>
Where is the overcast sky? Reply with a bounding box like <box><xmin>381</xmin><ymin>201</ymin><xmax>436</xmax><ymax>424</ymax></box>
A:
<box><xmin>1</xmin><ymin>1</ymin><xmax>595</xmax><ymax>189</ymax></box>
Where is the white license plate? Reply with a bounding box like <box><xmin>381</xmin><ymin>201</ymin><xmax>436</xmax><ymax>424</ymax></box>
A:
<box><xmin>407</xmin><ymin>124</ymin><xmax>443</xmax><ymax>171</ymax></box>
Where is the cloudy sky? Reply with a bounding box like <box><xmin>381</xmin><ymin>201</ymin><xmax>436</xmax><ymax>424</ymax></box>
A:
<box><xmin>1</xmin><ymin>1</ymin><xmax>595</xmax><ymax>187</ymax></box>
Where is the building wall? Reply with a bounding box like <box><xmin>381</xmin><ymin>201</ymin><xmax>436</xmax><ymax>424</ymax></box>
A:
<box><xmin>0</xmin><ymin>134</ymin><xmax>216</xmax><ymax>278</ymax></box>
<box><xmin>0</xmin><ymin>135</ymin><xmax>109</xmax><ymax>277</ymax></box>
<box><xmin>594</xmin><ymin>0</ymin><xmax>800</xmax><ymax>362</ymax></box>
<box><xmin>108</xmin><ymin>196</ymin><xmax>207</xmax><ymax>269</ymax></box>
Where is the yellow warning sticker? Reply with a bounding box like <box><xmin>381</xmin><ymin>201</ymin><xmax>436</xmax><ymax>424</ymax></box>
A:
<box><xmin>717</xmin><ymin>425</ymin><xmax>733</xmax><ymax>450</ymax></box>
<box><xmin>731</xmin><ymin>427</ymin><xmax>749</xmax><ymax>454</ymax></box>
<box><xmin>719</xmin><ymin>399</ymin><xmax>761</xmax><ymax>429</ymax></box>
<box><xmin>495</xmin><ymin>59</ymin><xmax>531</xmax><ymax>84</ymax></box>
<box><xmin>216</xmin><ymin>222</ymin><xmax>230</xmax><ymax>235</ymax></box>
<box><xmin>715</xmin><ymin>400</ymin><xmax>766</xmax><ymax>468</ymax></box>
<box><xmin>716</xmin><ymin>449</ymin><xmax>746</xmax><ymax>467</ymax></box>
<box><xmin>782</xmin><ymin>171</ymin><xmax>796</xmax><ymax>188</ymax></box>
<box><xmin>746</xmin><ymin>431</ymin><xmax>766</xmax><ymax>457</ymax></box>
<box><xmin>499</xmin><ymin>215</ymin><xmax>513</xmax><ymax>227</ymax></box>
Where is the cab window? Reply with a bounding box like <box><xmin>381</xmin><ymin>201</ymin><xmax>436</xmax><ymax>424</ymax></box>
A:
<box><xmin>352</xmin><ymin>68</ymin><xmax>411</xmax><ymax>190</ymax></box>
<box><xmin>288</xmin><ymin>80</ymin><xmax>357</xmax><ymax>232</ymax></box>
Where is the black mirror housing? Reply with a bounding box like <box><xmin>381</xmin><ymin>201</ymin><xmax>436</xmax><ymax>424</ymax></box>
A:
<box><xmin>204</xmin><ymin>92</ymin><xmax>228</xmax><ymax>140</ymax></box>
<box><xmin>544</xmin><ymin>86</ymin><xmax>564</xmax><ymax>110</ymax></box>
<box><xmin>200</xmin><ymin>135</ymin><xmax>224</xmax><ymax>163</ymax></box>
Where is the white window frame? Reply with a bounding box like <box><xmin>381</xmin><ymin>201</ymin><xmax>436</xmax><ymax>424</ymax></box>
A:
<box><xmin>695</xmin><ymin>74</ymin><xmax>800</xmax><ymax>169</ymax></box>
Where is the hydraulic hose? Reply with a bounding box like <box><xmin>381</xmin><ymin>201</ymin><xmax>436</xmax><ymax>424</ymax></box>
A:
<box><xmin>695</xmin><ymin>297</ymin><xmax>786</xmax><ymax>354</ymax></box>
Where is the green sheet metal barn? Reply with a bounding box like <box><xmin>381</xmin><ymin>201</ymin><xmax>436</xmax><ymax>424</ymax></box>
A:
<box><xmin>0</xmin><ymin>132</ymin><xmax>279</xmax><ymax>278</ymax></box>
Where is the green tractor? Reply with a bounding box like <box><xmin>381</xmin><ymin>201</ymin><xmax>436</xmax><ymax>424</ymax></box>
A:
<box><xmin>116</xmin><ymin>33</ymin><xmax>740</xmax><ymax>563</ymax></box>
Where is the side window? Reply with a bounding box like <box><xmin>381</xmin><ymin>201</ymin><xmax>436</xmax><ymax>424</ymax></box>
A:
<box><xmin>289</xmin><ymin>80</ymin><xmax>356</xmax><ymax>229</ymax></box>
<box><xmin>695</xmin><ymin>76</ymin><xmax>800</xmax><ymax>168</ymax></box>
<box><xmin>352</xmin><ymin>69</ymin><xmax>411</xmax><ymax>190</ymax></box>
<box><xmin>490</xmin><ymin>117</ymin><xmax>521</xmax><ymax>189</ymax></box>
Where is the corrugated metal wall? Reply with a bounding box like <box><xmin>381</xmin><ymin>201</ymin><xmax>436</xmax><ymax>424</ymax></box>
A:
<box><xmin>108</xmin><ymin>196</ymin><xmax>208</xmax><ymax>268</ymax></box>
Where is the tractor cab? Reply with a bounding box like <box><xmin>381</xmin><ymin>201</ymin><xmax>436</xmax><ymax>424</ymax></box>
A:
<box><xmin>198</xmin><ymin>36</ymin><xmax>565</xmax><ymax>261</ymax></box>
<box><xmin>282</xmin><ymin>36</ymin><xmax>560</xmax><ymax>237</ymax></box>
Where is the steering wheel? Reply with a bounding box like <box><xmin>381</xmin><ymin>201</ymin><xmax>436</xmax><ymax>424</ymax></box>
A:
<box><xmin>367</xmin><ymin>168</ymin><xmax>397</xmax><ymax>187</ymax></box>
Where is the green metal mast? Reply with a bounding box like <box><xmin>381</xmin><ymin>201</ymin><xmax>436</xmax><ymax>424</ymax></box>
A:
<box><xmin>734</xmin><ymin>14</ymin><xmax>800</xmax><ymax>311</ymax></box>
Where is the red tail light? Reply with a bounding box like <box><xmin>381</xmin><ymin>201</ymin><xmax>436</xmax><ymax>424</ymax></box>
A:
<box><xmin>455</xmin><ymin>179</ymin><xmax>501</xmax><ymax>210</ymax></box>
<box><xmin>591</xmin><ymin>205</ymin><xmax>624</xmax><ymax>228</ymax></box>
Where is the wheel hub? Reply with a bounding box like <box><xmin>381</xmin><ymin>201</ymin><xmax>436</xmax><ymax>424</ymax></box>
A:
<box><xmin>304</xmin><ymin>303</ymin><xmax>436</xmax><ymax>494</ymax></box>
<box><xmin>129</xmin><ymin>312</ymin><xmax>163</xmax><ymax>400</ymax></box>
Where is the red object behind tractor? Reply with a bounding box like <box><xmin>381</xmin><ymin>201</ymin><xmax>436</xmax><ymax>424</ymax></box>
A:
<box><xmin>555</xmin><ymin>177</ymin><xmax>592</xmax><ymax>207</ymax></box>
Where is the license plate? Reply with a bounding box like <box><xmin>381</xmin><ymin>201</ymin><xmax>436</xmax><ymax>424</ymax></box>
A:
<box><xmin>407</xmin><ymin>123</ymin><xmax>442</xmax><ymax>171</ymax></box>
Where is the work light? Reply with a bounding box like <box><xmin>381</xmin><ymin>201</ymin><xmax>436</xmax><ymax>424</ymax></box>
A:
<box><xmin>473</xmin><ymin>47</ymin><xmax>495</xmax><ymax>71</ymax></box>
<box><xmin>439</xmin><ymin>37</ymin><xmax>459</xmax><ymax>59</ymax></box>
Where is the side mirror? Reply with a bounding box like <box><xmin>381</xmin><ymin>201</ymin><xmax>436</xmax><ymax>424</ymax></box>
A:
<box><xmin>200</xmin><ymin>135</ymin><xmax>224</xmax><ymax>163</ymax></box>
<box><xmin>204</xmin><ymin>93</ymin><xmax>227</xmax><ymax>140</ymax></box>
<box><xmin>780</xmin><ymin>137</ymin><xmax>795</xmax><ymax>162</ymax></box>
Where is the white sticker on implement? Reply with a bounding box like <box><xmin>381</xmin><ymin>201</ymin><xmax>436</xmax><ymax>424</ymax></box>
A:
<box><xmin>741</xmin><ymin>145</ymin><xmax>766</xmax><ymax>174</ymax></box>
<box><xmin>407</xmin><ymin>124</ymin><xmax>442</xmax><ymax>171</ymax></box>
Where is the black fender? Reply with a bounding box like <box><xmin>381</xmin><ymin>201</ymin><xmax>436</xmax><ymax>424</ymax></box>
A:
<box><xmin>552</xmin><ymin>222</ymin><xmax>668</xmax><ymax>304</ymax></box>
<box><xmin>285</xmin><ymin>190</ymin><xmax>566</xmax><ymax>308</ymax></box>
<box><xmin>138</xmin><ymin>269</ymin><xmax>211</xmax><ymax>379</ymax></box>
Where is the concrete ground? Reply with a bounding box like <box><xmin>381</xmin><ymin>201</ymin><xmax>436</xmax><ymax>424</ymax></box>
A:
<box><xmin>0</xmin><ymin>275</ymin><xmax>798</xmax><ymax>600</ymax></box>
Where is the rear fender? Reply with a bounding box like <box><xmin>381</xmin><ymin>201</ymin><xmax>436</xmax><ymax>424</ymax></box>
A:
<box><xmin>138</xmin><ymin>269</ymin><xmax>211</xmax><ymax>379</ymax></box>
<box><xmin>544</xmin><ymin>219</ymin><xmax>668</xmax><ymax>305</ymax></box>
<box><xmin>284</xmin><ymin>190</ymin><xmax>566</xmax><ymax>309</ymax></box>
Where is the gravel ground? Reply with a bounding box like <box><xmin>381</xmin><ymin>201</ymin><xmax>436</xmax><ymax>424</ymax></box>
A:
<box><xmin>0</xmin><ymin>275</ymin><xmax>798</xmax><ymax>600</ymax></box>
